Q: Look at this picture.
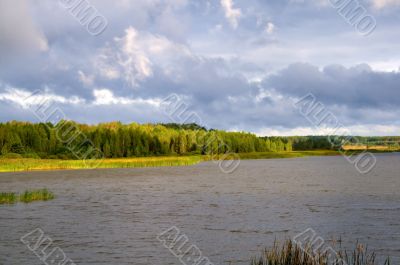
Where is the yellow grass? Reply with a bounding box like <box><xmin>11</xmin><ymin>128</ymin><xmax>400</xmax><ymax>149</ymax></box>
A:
<box><xmin>0</xmin><ymin>149</ymin><xmax>393</xmax><ymax>173</ymax></box>
<box><xmin>342</xmin><ymin>145</ymin><xmax>400</xmax><ymax>151</ymax></box>
<box><xmin>0</xmin><ymin>156</ymin><xmax>203</xmax><ymax>172</ymax></box>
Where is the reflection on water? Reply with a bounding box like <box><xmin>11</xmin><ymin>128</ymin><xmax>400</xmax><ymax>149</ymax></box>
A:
<box><xmin>0</xmin><ymin>153</ymin><xmax>399</xmax><ymax>264</ymax></box>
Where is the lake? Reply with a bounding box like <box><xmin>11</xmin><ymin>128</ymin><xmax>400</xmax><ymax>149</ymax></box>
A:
<box><xmin>0</xmin><ymin>153</ymin><xmax>399</xmax><ymax>264</ymax></box>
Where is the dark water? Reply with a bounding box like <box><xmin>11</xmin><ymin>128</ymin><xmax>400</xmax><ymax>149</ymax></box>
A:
<box><xmin>0</xmin><ymin>154</ymin><xmax>399</xmax><ymax>265</ymax></box>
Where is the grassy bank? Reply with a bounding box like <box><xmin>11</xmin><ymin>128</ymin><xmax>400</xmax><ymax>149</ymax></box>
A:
<box><xmin>0</xmin><ymin>156</ymin><xmax>203</xmax><ymax>172</ymax></box>
<box><xmin>0</xmin><ymin>150</ymin><xmax>387</xmax><ymax>172</ymax></box>
<box><xmin>204</xmin><ymin>150</ymin><xmax>342</xmax><ymax>161</ymax></box>
<box><xmin>0</xmin><ymin>189</ymin><xmax>54</xmax><ymax>204</ymax></box>
<box><xmin>238</xmin><ymin>150</ymin><xmax>342</xmax><ymax>159</ymax></box>
<box><xmin>343</xmin><ymin>144</ymin><xmax>400</xmax><ymax>151</ymax></box>
<box><xmin>252</xmin><ymin>240</ymin><xmax>390</xmax><ymax>265</ymax></box>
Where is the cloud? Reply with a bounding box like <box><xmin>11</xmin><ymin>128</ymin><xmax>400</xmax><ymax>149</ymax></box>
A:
<box><xmin>78</xmin><ymin>71</ymin><xmax>95</xmax><ymax>87</ymax></box>
<box><xmin>0</xmin><ymin>85</ymin><xmax>162</xmax><ymax>109</ymax></box>
<box><xmin>293</xmin><ymin>0</ymin><xmax>400</xmax><ymax>9</ymax></box>
<box><xmin>371</xmin><ymin>0</ymin><xmax>400</xmax><ymax>9</ymax></box>
<box><xmin>262</xmin><ymin>63</ymin><xmax>400</xmax><ymax>108</ymax></box>
<box><xmin>0</xmin><ymin>87</ymin><xmax>84</xmax><ymax>109</ymax></box>
<box><xmin>0</xmin><ymin>0</ymin><xmax>48</xmax><ymax>57</ymax></box>
<box><xmin>95</xmin><ymin>26</ymin><xmax>192</xmax><ymax>88</ymax></box>
<box><xmin>220</xmin><ymin>0</ymin><xmax>242</xmax><ymax>29</ymax></box>
<box><xmin>1</xmin><ymin>59</ymin><xmax>400</xmax><ymax>136</ymax></box>
<box><xmin>265</xmin><ymin>22</ymin><xmax>275</xmax><ymax>34</ymax></box>
<box><xmin>256</xmin><ymin>124</ymin><xmax>400</xmax><ymax>136</ymax></box>
<box><xmin>93</xmin><ymin>88</ymin><xmax>161</xmax><ymax>106</ymax></box>
<box><xmin>0</xmin><ymin>1</ymin><xmax>399</xmax><ymax>136</ymax></box>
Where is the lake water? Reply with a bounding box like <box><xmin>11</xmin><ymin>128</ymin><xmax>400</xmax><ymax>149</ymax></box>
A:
<box><xmin>0</xmin><ymin>154</ymin><xmax>399</xmax><ymax>265</ymax></box>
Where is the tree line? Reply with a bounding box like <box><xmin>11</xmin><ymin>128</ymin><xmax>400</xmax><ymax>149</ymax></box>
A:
<box><xmin>288</xmin><ymin>136</ymin><xmax>400</xmax><ymax>150</ymax></box>
<box><xmin>0</xmin><ymin>121</ymin><xmax>292</xmax><ymax>159</ymax></box>
<box><xmin>2</xmin><ymin>121</ymin><xmax>397</xmax><ymax>159</ymax></box>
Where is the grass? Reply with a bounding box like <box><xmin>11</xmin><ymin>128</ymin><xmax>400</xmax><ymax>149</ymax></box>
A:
<box><xmin>0</xmin><ymin>149</ymin><xmax>394</xmax><ymax>172</ymax></box>
<box><xmin>343</xmin><ymin>145</ymin><xmax>400</xmax><ymax>151</ymax></box>
<box><xmin>97</xmin><ymin>156</ymin><xmax>203</xmax><ymax>169</ymax></box>
<box><xmin>206</xmin><ymin>150</ymin><xmax>342</xmax><ymax>161</ymax></box>
<box><xmin>0</xmin><ymin>156</ymin><xmax>203</xmax><ymax>172</ymax></box>
<box><xmin>19</xmin><ymin>189</ymin><xmax>55</xmax><ymax>203</ymax></box>
<box><xmin>0</xmin><ymin>189</ymin><xmax>55</xmax><ymax>204</ymax></box>
<box><xmin>251</xmin><ymin>240</ymin><xmax>390</xmax><ymax>265</ymax></box>
<box><xmin>0</xmin><ymin>192</ymin><xmax>17</xmax><ymax>204</ymax></box>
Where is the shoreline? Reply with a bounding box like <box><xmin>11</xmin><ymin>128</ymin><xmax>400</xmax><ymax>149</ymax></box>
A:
<box><xmin>0</xmin><ymin>150</ymin><xmax>398</xmax><ymax>173</ymax></box>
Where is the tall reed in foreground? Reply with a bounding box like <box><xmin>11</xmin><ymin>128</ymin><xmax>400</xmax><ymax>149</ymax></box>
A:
<box><xmin>251</xmin><ymin>240</ymin><xmax>390</xmax><ymax>265</ymax></box>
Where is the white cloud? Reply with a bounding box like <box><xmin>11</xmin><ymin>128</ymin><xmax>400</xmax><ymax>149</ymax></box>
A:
<box><xmin>256</xmin><ymin>126</ymin><xmax>335</xmax><ymax>136</ymax></box>
<box><xmin>0</xmin><ymin>87</ymin><xmax>84</xmax><ymax>108</ymax></box>
<box><xmin>371</xmin><ymin>0</ymin><xmax>400</xmax><ymax>8</ymax></box>
<box><xmin>93</xmin><ymin>88</ymin><xmax>161</xmax><ymax>106</ymax></box>
<box><xmin>368</xmin><ymin>60</ymin><xmax>400</xmax><ymax>72</ymax></box>
<box><xmin>121</xmin><ymin>27</ymin><xmax>153</xmax><ymax>78</ymax></box>
<box><xmin>95</xmin><ymin>27</ymin><xmax>153</xmax><ymax>86</ymax></box>
<box><xmin>0</xmin><ymin>86</ymin><xmax>162</xmax><ymax>110</ymax></box>
<box><xmin>275</xmin><ymin>0</ymin><xmax>400</xmax><ymax>10</ymax></box>
<box><xmin>265</xmin><ymin>22</ymin><xmax>275</xmax><ymax>35</ymax></box>
<box><xmin>96</xmin><ymin>58</ymin><xmax>121</xmax><ymax>80</ymax></box>
<box><xmin>220</xmin><ymin>0</ymin><xmax>242</xmax><ymax>29</ymax></box>
<box><xmin>95</xmin><ymin>26</ymin><xmax>193</xmax><ymax>87</ymax></box>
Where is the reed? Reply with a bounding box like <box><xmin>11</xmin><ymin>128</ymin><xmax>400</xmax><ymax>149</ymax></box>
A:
<box><xmin>0</xmin><ymin>192</ymin><xmax>17</xmax><ymax>204</ymax></box>
<box><xmin>19</xmin><ymin>189</ymin><xmax>55</xmax><ymax>203</ymax></box>
<box><xmin>0</xmin><ymin>151</ymin><xmax>367</xmax><ymax>172</ymax></box>
<box><xmin>0</xmin><ymin>189</ymin><xmax>55</xmax><ymax>204</ymax></box>
<box><xmin>251</xmin><ymin>240</ymin><xmax>390</xmax><ymax>265</ymax></box>
<box><xmin>0</xmin><ymin>156</ymin><xmax>202</xmax><ymax>172</ymax></box>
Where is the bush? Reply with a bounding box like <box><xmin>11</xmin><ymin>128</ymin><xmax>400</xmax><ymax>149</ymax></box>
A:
<box><xmin>0</xmin><ymin>153</ymin><xmax>23</xmax><ymax>159</ymax></box>
<box><xmin>36</xmin><ymin>152</ymin><xmax>49</xmax><ymax>159</ymax></box>
<box><xmin>57</xmin><ymin>153</ymin><xmax>72</xmax><ymax>160</ymax></box>
<box><xmin>22</xmin><ymin>152</ymin><xmax>40</xmax><ymax>159</ymax></box>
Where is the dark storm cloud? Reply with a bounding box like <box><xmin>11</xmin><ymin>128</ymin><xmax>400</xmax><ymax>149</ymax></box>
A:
<box><xmin>262</xmin><ymin>63</ymin><xmax>400</xmax><ymax>108</ymax></box>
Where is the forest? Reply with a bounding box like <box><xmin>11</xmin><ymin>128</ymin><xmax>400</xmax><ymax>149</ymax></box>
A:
<box><xmin>0</xmin><ymin>121</ymin><xmax>398</xmax><ymax>160</ymax></box>
<box><xmin>288</xmin><ymin>135</ymin><xmax>400</xmax><ymax>150</ymax></box>
<box><xmin>0</xmin><ymin>121</ymin><xmax>292</xmax><ymax>159</ymax></box>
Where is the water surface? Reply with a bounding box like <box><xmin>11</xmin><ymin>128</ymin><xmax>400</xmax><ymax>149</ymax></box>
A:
<box><xmin>0</xmin><ymin>154</ymin><xmax>399</xmax><ymax>264</ymax></box>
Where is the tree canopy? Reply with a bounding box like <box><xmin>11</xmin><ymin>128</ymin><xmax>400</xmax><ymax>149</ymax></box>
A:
<box><xmin>0</xmin><ymin>121</ymin><xmax>292</xmax><ymax>159</ymax></box>
<box><xmin>1</xmin><ymin>121</ymin><xmax>397</xmax><ymax>159</ymax></box>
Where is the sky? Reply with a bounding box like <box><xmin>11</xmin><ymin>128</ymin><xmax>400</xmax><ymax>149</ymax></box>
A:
<box><xmin>0</xmin><ymin>0</ymin><xmax>399</xmax><ymax>136</ymax></box>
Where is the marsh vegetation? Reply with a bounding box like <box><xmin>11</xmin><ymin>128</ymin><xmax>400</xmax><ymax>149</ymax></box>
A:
<box><xmin>0</xmin><ymin>189</ymin><xmax>54</xmax><ymax>204</ymax></box>
<box><xmin>0</xmin><ymin>156</ymin><xmax>202</xmax><ymax>172</ymax></box>
<box><xmin>0</xmin><ymin>151</ymin><xmax>345</xmax><ymax>172</ymax></box>
<box><xmin>251</xmin><ymin>240</ymin><xmax>390</xmax><ymax>265</ymax></box>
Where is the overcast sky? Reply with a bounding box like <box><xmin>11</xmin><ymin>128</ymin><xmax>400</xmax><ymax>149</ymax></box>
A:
<box><xmin>0</xmin><ymin>0</ymin><xmax>399</xmax><ymax>136</ymax></box>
